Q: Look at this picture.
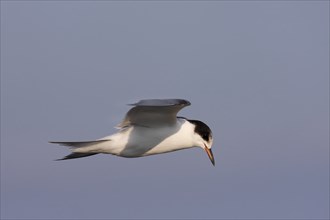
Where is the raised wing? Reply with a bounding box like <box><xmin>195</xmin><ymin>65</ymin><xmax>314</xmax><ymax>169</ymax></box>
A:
<box><xmin>117</xmin><ymin>99</ymin><xmax>191</xmax><ymax>128</ymax></box>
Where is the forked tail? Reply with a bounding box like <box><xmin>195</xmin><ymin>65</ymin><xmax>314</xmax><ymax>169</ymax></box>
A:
<box><xmin>50</xmin><ymin>140</ymin><xmax>109</xmax><ymax>161</ymax></box>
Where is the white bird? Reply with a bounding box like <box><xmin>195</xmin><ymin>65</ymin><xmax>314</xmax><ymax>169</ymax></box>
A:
<box><xmin>50</xmin><ymin>99</ymin><xmax>215</xmax><ymax>165</ymax></box>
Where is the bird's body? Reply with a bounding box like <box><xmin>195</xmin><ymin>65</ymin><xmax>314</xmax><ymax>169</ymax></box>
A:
<box><xmin>50</xmin><ymin>99</ymin><xmax>215</xmax><ymax>165</ymax></box>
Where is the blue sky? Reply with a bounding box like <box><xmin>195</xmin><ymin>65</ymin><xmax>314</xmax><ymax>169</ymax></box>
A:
<box><xmin>1</xmin><ymin>2</ymin><xmax>329</xmax><ymax>219</ymax></box>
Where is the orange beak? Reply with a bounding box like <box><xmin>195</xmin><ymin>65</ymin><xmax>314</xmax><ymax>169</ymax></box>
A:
<box><xmin>204</xmin><ymin>145</ymin><xmax>215</xmax><ymax>166</ymax></box>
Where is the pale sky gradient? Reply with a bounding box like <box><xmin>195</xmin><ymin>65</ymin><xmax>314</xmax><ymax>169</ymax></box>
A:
<box><xmin>1</xmin><ymin>2</ymin><xmax>329</xmax><ymax>219</ymax></box>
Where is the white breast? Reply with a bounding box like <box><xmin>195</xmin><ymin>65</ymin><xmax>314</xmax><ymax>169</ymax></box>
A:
<box><xmin>109</xmin><ymin>118</ymin><xmax>196</xmax><ymax>157</ymax></box>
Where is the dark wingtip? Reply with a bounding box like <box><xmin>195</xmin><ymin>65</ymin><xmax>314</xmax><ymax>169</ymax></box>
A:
<box><xmin>54</xmin><ymin>156</ymin><xmax>72</xmax><ymax>161</ymax></box>
<box><xmin>54</xmin><ymin>158</ymin><xmax>65</xmax><ymax>161</ymax></box>
<box><xmin>55</xmin><ymin>153</ymin><xmax>98</xmax><ymax>161</ymax></box>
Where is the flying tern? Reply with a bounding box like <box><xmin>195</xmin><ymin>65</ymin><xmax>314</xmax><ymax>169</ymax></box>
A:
<box><xmin>50</xmin><ymin>99</ymin><xmax>215</xmax><ymax>165</ymax></box>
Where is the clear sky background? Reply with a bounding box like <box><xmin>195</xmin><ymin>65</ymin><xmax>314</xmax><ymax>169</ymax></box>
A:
<box><xmin>1</xmin><ymin>1</ymin><xmax>329</xmax><ymax>219</ymax></box>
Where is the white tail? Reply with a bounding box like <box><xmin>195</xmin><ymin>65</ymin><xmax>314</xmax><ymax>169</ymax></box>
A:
<box><xmin>50</xmin><ymin>140</ymin><xmax>110</xmax><ymax>160</ymax></box>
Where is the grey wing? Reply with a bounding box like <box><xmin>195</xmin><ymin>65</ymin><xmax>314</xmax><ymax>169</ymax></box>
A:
<box><xmin>117</xmin><ymin>99</ymin><xmax>191</xmax><ymax>128</ymax></box>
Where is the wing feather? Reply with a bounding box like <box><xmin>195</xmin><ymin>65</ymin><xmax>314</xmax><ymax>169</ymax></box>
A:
<box><xmin>117</xmin><ymin>99</ymin><xmax>190</xmax><ymax>128</ymax></box>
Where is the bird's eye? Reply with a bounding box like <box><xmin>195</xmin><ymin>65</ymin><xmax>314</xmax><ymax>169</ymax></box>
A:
<box><xmin>202</xmin><ymin>133</ymin><xmax>209</xmax><ymax>141</ymax></box>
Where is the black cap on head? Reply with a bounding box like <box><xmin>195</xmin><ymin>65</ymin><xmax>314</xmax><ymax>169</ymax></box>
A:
<box><xmin>188</xmin><ymin>119</ymin><xmax>212</xmax><ymax>142</ymax></box>
<box><xmin>187</xmin><ymin>119</ymin><xmax>214</xmax><ymax>166</ymax></box>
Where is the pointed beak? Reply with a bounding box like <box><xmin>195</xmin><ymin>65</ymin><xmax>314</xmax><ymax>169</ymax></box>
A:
<box><xmin>204</xmin><ymin>145</ymin><xmax>215</xmax><ymax>166</ymax></box>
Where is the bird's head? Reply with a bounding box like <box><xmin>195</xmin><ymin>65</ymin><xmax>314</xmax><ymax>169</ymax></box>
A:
<box><xmin>188</xmin><ymin>119</ymin><xmax>215</xmax><ymax>166</ymax></box>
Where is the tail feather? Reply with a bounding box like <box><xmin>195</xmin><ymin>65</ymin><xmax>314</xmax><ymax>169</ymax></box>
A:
<box><xmin>49</xmin><ymin>140</ymin><xmax>108</xmax><ymax>148</ymax></box>
<box><xmin>56</xmin><ymin>152</ymin><xmax>98</xmax><ymax>161</ymax></box>
<box><xmin>50</xmin><ymin>140</ymin><xmax>110</xmax><ymax>161</ymax></box>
